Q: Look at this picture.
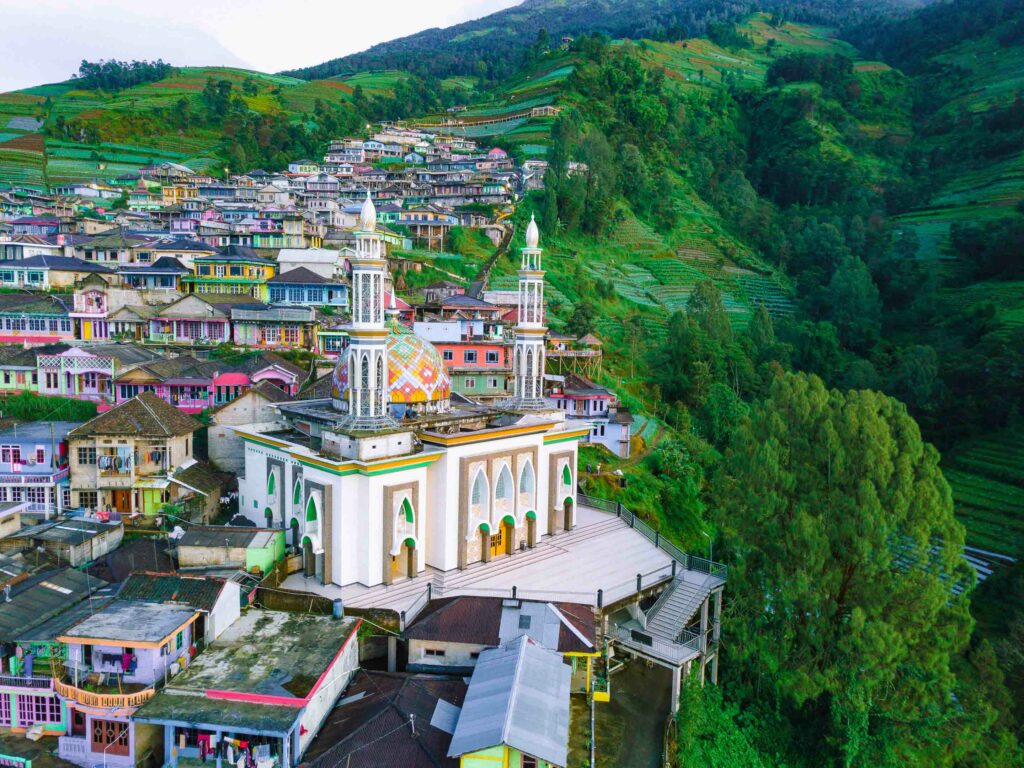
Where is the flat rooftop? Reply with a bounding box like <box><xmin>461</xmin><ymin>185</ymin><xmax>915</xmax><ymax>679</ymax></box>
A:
<box><xmin>160</xmin><ymin>610</ymin><xmax>359</xmax><ymax>699</ymax></box>
<box><xmin>60</xmin><ymin>600</ymin><xmax>196</xmax><ymax>644</ymax></box>
<box><xmin>283</xmin><ymin>504</ymin><xmax>683</xmax><ymax>613</ymax></box>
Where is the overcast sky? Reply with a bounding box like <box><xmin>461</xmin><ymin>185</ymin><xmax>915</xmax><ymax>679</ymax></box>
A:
<box><xmin>0</xmin><ymin>0</ymin><xmax>521</xmax><ymax>92</ymax></box>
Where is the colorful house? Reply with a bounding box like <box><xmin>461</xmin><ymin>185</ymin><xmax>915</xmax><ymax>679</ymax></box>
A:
<box><xmin>118</xmin><ymin>257</ymin><xmax>189</xmax><ymax>291</ymax></box>
<box><xmin>113</xmin><ymin>356</ymin><xmax>222</xmax><ymax>413</ymax></box>
<box><xmin>546</xmin><ymin>374</ymin><xmax>633</xmax><ymax>459</ymax></box>
<box><xmin>0</xmin><ymin>255</ymin><xmax>114</xmax><ymax>291</ymax></box>
<box><xmin>36</xmin><ymin>344</ymin><xmax>160</xmax><ymax>404</ymax></box>
<box><xmin>230</xmin><ymin>304</ymin><xmax>316</xmax><ymax>349</ymax></box>
<box><xmin>0</xmin><ymin>420</ymin><xmax>80</xmax><ymax>517</ymax></box>
<box><xmin>55</xmin><ymin>601</ymin><xmax>201</xmax><ymax>768</ymax></box>
<box><xmin>183</xmin><ymin>247</ymin><xmax>276</xmax><ymax>301</ymax></box>
<box><xmin>146</xmin><ymin>295</ymin><xmax>237</xmax><ymax>347</ymax></box>
<box><xmin>266</xmin><ymin>267</ymin><xmax>348</xmax><ymax>308</ymax></box>
<box><xmin>0</xmin><ymin>293</ymin><xmax>73</xmax><ymax>345</ymax></box>
<box><xmin>67</xmin><ymin>392</ymin><xmax>203</xmax><ymax>517</ymax></box>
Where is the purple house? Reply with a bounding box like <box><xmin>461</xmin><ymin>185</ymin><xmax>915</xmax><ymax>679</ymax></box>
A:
<box><xmin>56</xmin><ymin>601</ymin><xmax>200</xmax><ymax>768</ymax></box>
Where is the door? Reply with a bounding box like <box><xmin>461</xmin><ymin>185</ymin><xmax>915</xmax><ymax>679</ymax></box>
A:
<box><xmin>489</xmin><ymin>526</ymin><xmax>504</xmax><ymax>557</ymax></box>
<box><xmin>112</xmin><ymin>490</ymin><xmax>130</xmax><ymax>515</ymax></box>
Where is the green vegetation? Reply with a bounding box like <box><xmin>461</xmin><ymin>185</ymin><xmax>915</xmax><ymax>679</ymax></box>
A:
<box><xmin>0</xmin><ymin>391</ymin><xmax>98</xmax><ymax>422</ymax></box>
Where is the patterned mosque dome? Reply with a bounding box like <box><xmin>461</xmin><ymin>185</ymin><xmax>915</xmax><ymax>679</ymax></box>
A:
<box><xmin>332</xmin><ymin>318</ymin><xmax>451</xmax><ymax>410</ymax></box>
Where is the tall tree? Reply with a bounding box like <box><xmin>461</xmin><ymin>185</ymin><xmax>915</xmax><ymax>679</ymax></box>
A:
<box><xmin>712</xmin><ymin>372</ymin><xmax>973</xmax><ymax>767</ymax></box>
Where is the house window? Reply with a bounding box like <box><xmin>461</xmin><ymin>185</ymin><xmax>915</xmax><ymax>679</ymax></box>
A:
<box><xmin>17</xmin><ymin>694</ymin><xmax>62</xmax><ymax>725</ymax></box>
<box><xmin>443</xmin><ymin>350</ymin><xmax>453</xmax><ymax>361</ymax></box>
<box><xmin>28</xmin><ymin>318</ymin><xmax>46</xmax><ymax>331</ymax></box>
<box><xmin>1</xmin><ymin>446</ymin><xmax>22</xmax><ymax>464</ymax></box>
<box><xmin>78</xmin><ymin>447</ymin><xmax>97</xmax><ymax>465</ymax></box>
<box><xmin>424</xmin><ymin>649</ymin><xmax>446</xmax><ymax>658</ymax></box>
<box><xmin>269</xmin><ymin>287</ymin><xmax>286</xmax><ymax>303</ymax></box>
<box><xmin>27</xmin><ymin>487</ymin><xmax>47</xmax><ymax>505</ymax></box>
<box><xmin>35</xmin><ymin>447</ymin><xmax>45</xmax><ymax>464</ymax></box>
<box><xmin>463</xmin><ymin>351</ymin><xmax>477</xmax><ymax>363</ymax></box>
<box><xmin>464</xmin><ymin>378</ymin><xmax>476</xmax><ymax>389</ymax></box>
<box><xmin>78</xmin><ymin>491</ymin><xmax>97</xmax><ymax>510</ymax></box>
<box><xmin>215</xmin><ymin>265</ymin><xmax>226</xmax><ymax>278</ymax></box>
<box><xmin>0</xmin><ymin>691</ymin><xmax>9</xmax><ymax>726</ymax></box>
<box><xmin>488</xmin><ymin>377</ymin><xmax>499</xmax><ymax>389</ymax></box>
<box><xmin>518</xmin><ymin>615</ymin><xmax>532</xmax><ymax>630</ymax></box>
<box><xmin>283</xmin><ymin>327</ymin><xmax>299</xmax><ymax>345</ymax></box>
<box><xmin>45</xmin><ymin>372</ymin><xmax>58</xmax><ymax>389</ymax></box>
<box><xmin>2</xmin><ymin>372</ymin><xmax>9</xmax><ymax>385</ymax></box>
<box><xmin>91</xmin><ymin>718</ymin><xmax>130</xmax><ymax>756</ymax></box>
<box><xmin>60</xmin><ymin>320</ymin><xmax>71</xmax><ymax>332</ymax></box>
<box><xmin>522</xmin><ymin>756</ymin><xmax>538</xmax><ymax>768</ymax></box>
<box><xmin>485</xmin><ymin>351</ymin><xmax>499</xmax><ymax>364</ymax></box>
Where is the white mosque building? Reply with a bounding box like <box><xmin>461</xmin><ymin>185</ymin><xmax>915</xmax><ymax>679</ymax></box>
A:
<box><xmin>236</xmin><ymin>198</ymin><xmax>589</xmax><ymax>589</ymax></box>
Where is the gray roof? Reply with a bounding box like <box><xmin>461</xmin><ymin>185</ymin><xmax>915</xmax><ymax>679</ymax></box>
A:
<box><xmin>447</xmin><ymin>636</ymin><xmax>570</xmax><ymax>766</ymax></box>
<box><xmin>177</xmin><ymin>527</ymin><xmax>268</xmax><ymax>549</ymax></box>
<box><xmin>61</xmin><ymin>600</ymin><xmax>197</xmax><ymax>644</ymax></box>
<box><xmin>0</xmin><ymin>568</ymin><xmax>111</xmax><ymax>640</ymax></box>
<box><xmin>15</xmin><ymin>517</ymin><xmax>120</xmax><ymax>546</ymax></box>
<box><xmin>0</xmin><ymin>421</ymin><xmax>83</xmax><ymax>442</ymax></box>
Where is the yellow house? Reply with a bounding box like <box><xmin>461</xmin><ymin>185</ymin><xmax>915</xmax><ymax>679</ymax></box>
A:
<box><xmin>447</xmin><ymin>636</ymin><xmax>571</xmax><ymax>768</ymax></box>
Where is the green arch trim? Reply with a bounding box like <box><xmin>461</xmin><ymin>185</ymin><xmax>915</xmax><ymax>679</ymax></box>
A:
<box><xmin>563</xmin><ymin>496</ymin><xmax>574</xmax><ymax>507</ymax></box>
<box><xmin>305</xmin><ymin>496</ymin><xmax>318</xmax><ymax>522</ymax></box>
<box><xmin>502</xmin><ymin>515</ymin><xmax>516</xmax><ymax>527</ymax></box>
<box><xmin>289</xmin><ymin>517</ymin><xmax>300</xmax><ymax>528</ymax></box>
<box><xmin>478</xmin><ymin>522</ymin><xmax>491</xmax><ymax>534</ymax></box>
<box><xmin>401</xmin><ymin>498</ymin><xmax>414</xmax><ymax>524</ymax></box>
<box><xmin>301</xmin><ymin>535</ymin><xmax>312</xmax><ymax>547</ymax></box>
<box><xmin>525</xmin><ymin>510</ymin><xmax>537</xmax><ymax>521</ymax></box>
<box><xmin>267</xmin><ymin>472</ymin><xmax>276</xmax><ymax>495</ymax></box>
<box><xmin>561</xmin><ymin>464</ymin><xmax>572</xmax><ymax>485</ymax></box>
<box><xmin>264</xmin><ymin>507</ymin><xmax>273</xmax><ymax>520</ymax></box>
<box><xmin>293</xmin><ymin>480</ymin><xmax>301</xmax><ymax>505</ymax></box>
<box><xmin>403</xmin><ymin>537</ymin><xmax>416</xmax><ymax>548</ymax></box>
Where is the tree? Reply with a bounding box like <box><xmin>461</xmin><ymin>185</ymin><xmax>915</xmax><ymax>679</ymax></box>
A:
<box><xmin>688</xmin><ymin>281</ymin><xmax>732</xmax><ymax>343</ymax></box>
<box><xmin>822</xmin><ymin>256</ymin><xmax>882</xmax><ymax>351</ymax></box>
<box><xmin>712</xmin><ymin>372</ymin><xmax>973</xmax><ymax>767</ymax></box>
<box><xmin>566</xmin><ymin>300</ymin><xmax>596</xmax><ymax>337</ymax></box>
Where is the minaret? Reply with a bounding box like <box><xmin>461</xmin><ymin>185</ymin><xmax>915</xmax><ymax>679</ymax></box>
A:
<box><xmin>342</xmin><ymin>191</ymin><xmax>395</xmax><ymax>428</ymax></box>
<box><xmin>511</xmin><ymin>214</ymin><xmax>546</xmax><ymax>408</ymax></box>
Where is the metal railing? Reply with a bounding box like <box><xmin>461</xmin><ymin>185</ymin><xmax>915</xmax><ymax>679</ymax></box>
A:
<box><xmin>0</xmin><ymin>673</ymin><xmax>53</xmax><ymax>689</ymax></box>
<box><xmin>579</xmin><ymin>493</ymin><xmax>728</xmax><ymax>580</ymax></box>
<box><xmin>54</xmin><ymin>677</ymin><xmax>156</xmax><ymax>710</ymax></box>
<box><xmin>610</xmin><ymin>624</ymin><xmax>702</xmax><ymax>664</ymax></box>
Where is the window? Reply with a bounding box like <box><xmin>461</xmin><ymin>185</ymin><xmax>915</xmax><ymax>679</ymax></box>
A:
<box><xmin>26</xmin><ymin>487</ymin><xmax>47</xmax><ymax>505</ymax></box>
<box><xmin>485</xmin><ymin>351</ymin><xmax>499</xmax><ymax>364</ymax></box>
<box><xmin>443</xmin><ymin>350</ymin><xmax>453</xmax><ymax>361</ymax></box>
<box><xmin>263</xmin><ymin>327</ymin><xmax>280</xmax><ymax>344</ymax></box>
<box><xmin>424</xmin><ymin>648</ymin><xmax>446</xmax><ymax>658</ymax></box>
<box><xmin>2</xmin><ymin>372</ymin><xmax>8</xmax><ymax>385</ymax></box>
<box><xmin>26</xmin><ymin>272</ymin><xmax>44</xmax><ymax>285</ymax></box>
<box><xmin>91</xmin><ymin>718</ymin><xmax>130</xmax><ymax>756</ymax></box>
<box><xmin>269</xmin><ymin>287</ymin><xmax>286</xmax><ymax>303</ymax></box>
<box><xmin>60</xmin><ymin>319</ymin><xmax>71</xmax><ymax>332</ymax></box>
<box><xmin>463</xmin><ymin>350</ymin><xmax>477</xmax><ymax>363</ymax></box>
<box><xmin>78</xmin><ymin>447</ymin><xmax>97</xmax><ymax>465</ymax></box>
<box><xmin>464</xmin><ymin>378</ymin><xmax>476</xmax><ymax>389</ymax></box>
<box><xmin>78</xmin><ymin>491</ymin><xmax>97</xmax><ymax>509</ymax></box>
<box><xmin>488</xmin><ymin>377</ymin><xmax>499</xmax><ymax>389</ymax></box>
<box><xmin>215</xmin><ymin>265</ymin><xmax>226</xmax><ymax>278</ymax></box>
<box><xmin>518</xmin><ymin>615</ymin><xmax>532</xmax><ymax>630</ymax></box>
<box><xmin>17</xmin><ymin>694</ymin><xmax>62</xmax><ymax>725</ymax></box>
<box><xmin>45</xmin><ymin>372</ymin><xmax>58</xmax><ymax>389</ymax></box>
<box><xmin>522</xmin><ymin>756</ymin><xmax>538</xmax><ymax>768</ymax></box>
<box><xmin>1</xmin><ymin>446</ymin><xmax>22</xmax><ymax>464</ymax></box>
<box><xmin>35</xmin><ymin>447</ymin><xmax>45</xmax><ymax>464</ymax></box>
<box><xmin>28</xmin><ymin>318</ymin><xmax>46</xmax><ymax>331</ymax></box>
<box><xmin>283</xmin><ymin>327</ymin><xmax>299</xmax><ymax>345</ymax></box>
<box><xmin>30</xmin><ymin>372</ymin><xmax>37</xmax><ymax>385</ymax></box>
<box><xmin>175</xmin><ymin>631</ymin><xmax>184</xmax><ymax>650</ymax></box>
<box><xmin>0</xmin><ymin>691</ymin><xmax>9</xmax><ymax>725</ymax></box>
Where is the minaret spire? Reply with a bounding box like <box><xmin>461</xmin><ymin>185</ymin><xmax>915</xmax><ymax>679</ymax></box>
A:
<box><xmin>336</xmin><ymin>191</ymin><xmax>395</xmax><ymax>428</ymax></box>
<box><xmin>509</xmin><ymin>213</ymin><xmax>546</xmax><ymax>408</ymax></box>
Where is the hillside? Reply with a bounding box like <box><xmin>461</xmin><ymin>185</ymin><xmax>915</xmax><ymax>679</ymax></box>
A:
<box><xmin>281</xmin><ymin>0</ymin><xmax>921</xmax><ymax>81</ymax></box>
<box><xmin>0</xmin><ymin>66</ymin><xmax>361</xmax><ymax>187</ymax></box>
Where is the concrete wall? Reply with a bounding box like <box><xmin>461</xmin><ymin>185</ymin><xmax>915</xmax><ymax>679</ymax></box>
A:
<box><xmin>177</xmin><ymin>544</ymin><xmax>247</xmax><ymax>569</ymax></box>
<box><xmin>208</xmin><ymin>581</ymin><xmax>242</xmax><ymax>641</ymax></box>
<box><xmin>296</xmin><ymin>628</ymin><xmax>359</xmax><ymax>758</ymax></box>
<box><xmin>407</xmin><ymin>639</ymin><xmax>487</xmax><ymax>672</ymax></box>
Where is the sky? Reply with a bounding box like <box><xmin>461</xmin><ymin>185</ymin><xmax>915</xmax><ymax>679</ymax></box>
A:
<box><xmin>0</xmin><ymin>0</ymin><xmax>521</xmax><ymax>92</ymax></box>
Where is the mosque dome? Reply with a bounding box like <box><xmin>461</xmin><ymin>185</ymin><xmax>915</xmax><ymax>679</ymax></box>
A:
<box><xmin>359</xmin><ymin>191</ymin><xmax>377</xmax><ymax>232</ymax></box>
<box><xmin>331</xmin><ymin>318</ymin><xmax>451</xmax><ymax>413</ymax></box>
<box><xmin>525</xmin><ymin>213</ymin><xmax>539</xmax><ymax>249</ymax></box>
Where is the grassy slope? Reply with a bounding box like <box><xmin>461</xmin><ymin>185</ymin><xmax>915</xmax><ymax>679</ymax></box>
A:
<box><xmin>0</xmin><ymin>66</ymin><xmax>357</xmax><ymax>189</ymax></box>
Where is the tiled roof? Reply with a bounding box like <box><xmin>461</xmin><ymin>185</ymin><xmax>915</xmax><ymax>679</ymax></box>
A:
<box><xmin>14</xmin><ymin>255</ymin><xmax>114</xmax><ymax>273</ymax></box>
<box><xmin>405</xmin><ymin>596</ymin><xmax>503</xmax><ymax>645</ymax></box>
<box><xmin>117</xmin><ymin>572</ymin><xmax>226</xmax><ymax>612</ymax></box>
<box><xmin>266</xmin><ymin>266</ymin><xmax>340</xmax><ymax>285</ymax></box>
<box><xmin>69</xmin><ymin>391</ymin><xmax>201</xmax><ymax>438</ymax></box>
<box><xmin>171</xmin><ymin>460</ymin><xmax>226</xmax><ymax>497</ymax></box>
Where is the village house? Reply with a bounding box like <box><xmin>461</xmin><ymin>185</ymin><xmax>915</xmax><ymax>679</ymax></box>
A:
<box><xmin>67</xmin><ymin>392</ymin><xmax>204</xmax><ymax>518</ymax></box>
<box><xmin>266</xmin><ymin>267</ymin><xmax>348</xmax><ymax>308</ymax></box>
<box><xmin>133</xmin><ymin>611</ymin><xmax>361</xmax><ymax>768</ymax></box>
<box><xmin>35</xmin><ymin>343</ymin><xmax>161</xmax><ymax>404</ymax></box>
<box><xmin>0</xmin><ymin>294</ymin><xmax>74</xmax><ymax>345</ymax></box>
<box><xmin>184</xmin><ymin>248</ymin><xmax>276</xmax><ymax>301</ymax></box>
<box><xmin>207</xmin><ymin>381</ymin><xmax>290</xmax><ymax>473</ymax></box>
<box><xmin>0</xmin><ymin>255</ymin><xmax>114</xmax><ymax>291</ymax></box>
<box><xmin>0</xmin><ymin>516</ymin><xmax>124</xmax><ymax>566</ymax></box>
<box><xmin>230</xmin><ymin>304</ymin><xmax>317</xmax><ymax>349</ymax></box>
<box><xmin>546</xmin><ymin>373</ymin><xmax>633</xmax><ymax>459</ymax></box>
<box><xmin>55</xmin><ymin>600</ymin><xmax>201</xmax><ymax>768</ymax></box>
<box><xmin>175</xmin><ymin>526</ymin><xmax>285</xmax><ymax>574</ymax></box>
<box><xmin>115</xmin><ymin>572</ymin><xmax>242</xmax><ymax>643</ymax></box>
<box><xmin>0</xmin><ymin>421</ymin><xmax>80</xmax><ymax>517</ymax></box>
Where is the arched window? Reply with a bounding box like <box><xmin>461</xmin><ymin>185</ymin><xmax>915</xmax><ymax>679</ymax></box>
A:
<box><xmin>495</xmin><ymin>466</ymin><xmax>512</xmax><ymax>500</ymax></box>
<box><xmin>360</xmin><ymin>354</ymin><xmax>370</xmax><ymax>389</ymax></box>
<box><xmin>519</xmin><ymin>461</ymin><xmax>535</xmax><ymax>495</ymax></box>
<box><xmin>293</xmin><ymin>480</ymin><xmax>301</xmax><ymax>506</ymax></box>
<box><xmin>376</xmin><ymin>355</ymin><xmax>384</xmax><ymax>412</ymax></box>
<box><xmin>267</xmin><ymin>471</ymin><xmax>275</xmax><ymax>495</ymax></box>
<box><xmin>306</xmin><ymin>496</ymin><xmax>318</xmax><ymax>522</ymax></box>
<box><xmin>401</xmin><ymin>498</ymin><xmax>414</xmax><ymax>524</ymax></box>
<box><xmin>471</xmin><ymin>471</ymin><xmax>486</xmax><ymax>505</ymax></box>
<box><xmin>562</xmin><ymin>464</ymin><xmax>572</xmax><ymax>486</ymax></box>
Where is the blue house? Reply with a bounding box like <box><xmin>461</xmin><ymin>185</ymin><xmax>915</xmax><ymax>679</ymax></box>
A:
<box><xmin>266</xmin><ymin>267</ymin><xmax>348</xmax><ymax>308</ymax></box>
<box><xmin>0</xmin><ymin>420</ymin><xmax>82</xmax><ymax>518</ymax></box>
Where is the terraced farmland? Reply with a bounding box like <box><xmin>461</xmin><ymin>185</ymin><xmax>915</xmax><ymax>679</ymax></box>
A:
<box><xmin>943</xmin><ymin>432</ymin><xmax>1024</xmax><ymax>558</ymax></box>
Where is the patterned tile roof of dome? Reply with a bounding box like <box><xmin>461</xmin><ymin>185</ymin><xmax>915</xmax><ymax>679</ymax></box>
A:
<box><xmin>332</xmin><ymin>318</ymin><xmax>451</xmax><ymax>405</ymax></box>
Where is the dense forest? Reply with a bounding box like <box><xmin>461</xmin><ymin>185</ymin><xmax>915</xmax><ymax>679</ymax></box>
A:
<box><xmin>72</xmin><ymin>58</ymin><xmax>173</xmax><ymax>90</ymax></box>
<box><xmin>518</xmin><ymin>2</ymin><xmax>1024</xmax><ymax>763</ymax></box>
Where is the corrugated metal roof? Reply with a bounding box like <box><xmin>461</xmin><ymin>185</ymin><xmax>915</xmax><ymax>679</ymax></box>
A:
<box><xmin>447</xmin><ymin>636</ymin><xmax>570</xmax><ymax>766</ymax></box>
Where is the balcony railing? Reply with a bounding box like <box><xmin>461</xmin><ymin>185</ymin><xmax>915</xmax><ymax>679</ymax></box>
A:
<box><xmin>0</xmin><ymin>673</ymin><xmax>53</xmax><ymax>689</ymax></box>
<box><xmin>55</xmin><ymin>677</ymin><xmax>155</xmax><ymax>710</ymax></box>
<box><xmin>149</xmin><ymin>332</ymin><xmax>173</xmax><ymax>343</ymax></box>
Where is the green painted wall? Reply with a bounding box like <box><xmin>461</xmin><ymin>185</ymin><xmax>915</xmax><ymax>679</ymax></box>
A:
<box><xmin>244</xmin><ymin>530</ymin><xmax>286</xmax><ymax>574</ymax></box>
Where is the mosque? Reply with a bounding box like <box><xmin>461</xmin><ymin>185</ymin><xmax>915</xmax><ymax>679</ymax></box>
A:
<box><xmin>235</xmin><ymin>197</ymin><xmax>589</xmax><ymax>588</ymax></box>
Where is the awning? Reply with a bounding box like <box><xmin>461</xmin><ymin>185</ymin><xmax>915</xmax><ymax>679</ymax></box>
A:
<box><xmin>134</xmin><ymin>478</ymin><xmax>171</xmax><ymax>490</ymax></box>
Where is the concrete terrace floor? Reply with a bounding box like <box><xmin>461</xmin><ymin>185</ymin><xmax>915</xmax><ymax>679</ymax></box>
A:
<box><xmin>281</xmin><ymin>504</ymin><xmax>683</xmax><ymax>613</ymax></box>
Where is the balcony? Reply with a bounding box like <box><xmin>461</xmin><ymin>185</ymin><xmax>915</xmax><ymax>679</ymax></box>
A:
<box><xmin>55</xmin><ymin>677</ymin><xmax>155</xmax><ymax>710</ymax></box>
<box><xmin>0</xmin><ymin>673</ymin><xmax>54</xmax><ymax>690</ymax></box>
